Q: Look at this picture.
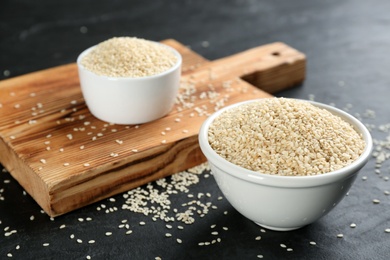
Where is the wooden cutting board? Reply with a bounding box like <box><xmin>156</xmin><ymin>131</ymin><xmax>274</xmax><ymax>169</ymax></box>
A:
<box><xmin>0</xmin><ymin>39</ymin><xmax>305</xmax><ymax>217</ymax></box>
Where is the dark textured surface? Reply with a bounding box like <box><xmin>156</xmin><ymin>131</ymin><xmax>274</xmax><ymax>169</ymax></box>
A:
<box><xmin>1</xmin><ymin>0</ymin><xmax>389</xmax><ymax>259</ymax></box>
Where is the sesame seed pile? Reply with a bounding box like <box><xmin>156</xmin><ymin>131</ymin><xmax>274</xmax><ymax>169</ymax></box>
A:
<box><xmin>80</xmin><ymin>37</ymin><xmax>177</xmax><ymax>78</ymax></box>
<box><xmin>208</xmin><ymin>98</ymin><xmax>366</xmax><ymax>176</ymax></box>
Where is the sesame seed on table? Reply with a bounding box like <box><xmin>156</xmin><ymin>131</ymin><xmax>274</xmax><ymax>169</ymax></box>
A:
<box><xmin>1</xmin><ymin>0</ymin><xmax>390</xmax><ymax>259</ymax></box>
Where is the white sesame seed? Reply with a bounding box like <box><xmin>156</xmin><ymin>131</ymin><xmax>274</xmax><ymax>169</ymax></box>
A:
<box><xmin>177</xmin><ymin>238</ymin><xmax>182</xmax><ymax>244</ymax></box>
<box><xmin>350</xmin><ymin>223</ymin><xmax>356</xmax><ymax>228</ymax></box>
<box><xmin>165</xmin><ymin>233</ymin><xmax>172</xmax><ymax>237</ymax></box>
<box><xmin>337</xmin><ymin>234</ymin><xmax>344</xmax><ymax>238</ymax></box>
<box><xmin>257</xmin><ymin>255</ymin><xmax>263</xmax><ymax>259</ymax></box>
<box><xmin>373</xmin><ymin>199</ymin><xmax>380</xmax><ymax>204</ymax></box>
<box><xmin>43</xmin><ymin>243</ymin><xmax>50</xmax><ymax>247</ymax></box>
<box><xmin>255</xmin><ymin>236</ymin><xmax>261</xmax><ymax>240</ymax></box>
<box><xmin>280</xmin><ymin>244</ymin><xmax>287</xmax><ymax>248</ymax></box>
<box><xmin>139</xmin><ymin>221</ymin><xmax>146</xmax><ymax>226</ymax></box>
<box><xmin>310</xmin><ymin>241</ymin><xmax>317</xmax><ymax>245</ymax></box>
<box><xmin>385</xmin><ymin>228</ymin><xmax>390</xmax><ymax>233</ymax></box>
<box><xmin>77</xmin><ymin>239</ymin><xmax>83</xmax><ymax>243</ymax></box>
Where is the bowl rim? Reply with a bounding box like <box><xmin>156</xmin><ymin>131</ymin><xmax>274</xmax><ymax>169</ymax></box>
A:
<box><xmin>76</xmin><ymin>40</ymin><xmax>182</xmax><ymax>81</ymax></box>
<box><xmin>198</xmin><ymin>98</ymin><xmax>373</xmax><ymax>188</ymax></box>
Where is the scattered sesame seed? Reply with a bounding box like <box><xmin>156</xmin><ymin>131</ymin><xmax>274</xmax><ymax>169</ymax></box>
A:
<box><xmin>77</xmin><ymin>239</ymin><xmax>83</xmax><ymax>244</ymax></box>
<box><xmin>255</xmin><ymin>236</ymin><xmax>261</xmax><ymax>240</ymax></box>
<box><xmin>373</xmin><ymin>199</ymin><xmax>380</xmax><ymax>204</ymax></box>
<box><xmin>3</xmin><ymin>69</ymin><xmax>10</xmax><ymax>77</ymax></box>
<box><xmin>280</xmin><ymin>244</ymin><xmax>287</xmax><ymax>248</ymax></box>
<box><xmin>350</xmin><ymin>223</ymin><xmax>356</xmax><ymax>228</ymax></box>
<box><xmin>337</xmin><ymin>234</ymin><xmax>344</xmax><ymax>238</ymax></box>
<box><xmin>110</xmin><ymin>152</ymin><xmax>119</xmax><ymax>157</ymax></box>
<box><xmin>165</xmin><ymin>233</ymin><xmax>172</xmax><ymax>237</ymax></box>
<box><xmin>43</xmin><ymin>243</ymin><xmax>50</xmax><ymax>247</ymax></box>
<box><xmin>385</xmin><ymin>229</ymin><xmax>390</xmax><ymax>233</ymax></box>
<box><xmin>176</xmin><ymin>238</ymin><xmax>182</xmax><ymax>244</ymax></box>
<box><xmin>201</xmin><ymin>41</ymin><xmax>210</xmax><ymax>48</ymax></box>
<box><xmin>139</xmin><ymin>221</ymin><xmax>146</xmax><ymax>226</ymax></box>
<box><xmin>257</xmin><ymin>255</ymin><xmax>264</xmax><ymax>259</ymax></box>
<box><xmin>310</xmin><ymin>241</ymin><xmax>317</xmax><ymax>246</ymax></box>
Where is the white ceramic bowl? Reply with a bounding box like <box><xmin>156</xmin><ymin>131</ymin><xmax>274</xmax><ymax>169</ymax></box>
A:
<box><xmin>77</xmin><ymin>42</ymin><xmax>182</xmax><ymax>125</ymax></box>
<box><xmin>198</xmin><ymin>99</ymin><xmax>373</xmax><ymax>231</ymax></box>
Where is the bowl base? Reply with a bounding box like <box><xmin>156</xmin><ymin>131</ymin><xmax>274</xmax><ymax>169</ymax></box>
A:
<box><xmin>254</xmin><ymin>222</ymin><xmax>303</xmax><ymax>231</ymax></box>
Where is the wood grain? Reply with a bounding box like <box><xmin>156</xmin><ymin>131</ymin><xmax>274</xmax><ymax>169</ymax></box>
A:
<box><xmin>0</xmin><ymin>39</ymin><xmax>306</xmax><ymax>216</ymax></box>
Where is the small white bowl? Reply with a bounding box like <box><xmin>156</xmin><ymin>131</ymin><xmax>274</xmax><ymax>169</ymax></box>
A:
<box><xmin>77</xmin><ymin>42</ymin><xmax>182</xmax><ymax>125</ymax></box>
<box><xmin>199</xmin><ymin>99</ymin><xmax>373</xmax><ymax>231</ymax></box>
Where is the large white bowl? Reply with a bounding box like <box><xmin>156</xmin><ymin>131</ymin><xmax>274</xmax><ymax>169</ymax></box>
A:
<box><xmin>77</xmin><ymin>42</ymin><xmax>182</xmax><ymax>125</ymax></box>
<box><xmin>198</xmin><ymin>99</ymin><xmax>373</xmax><ymax>231</ymax></box>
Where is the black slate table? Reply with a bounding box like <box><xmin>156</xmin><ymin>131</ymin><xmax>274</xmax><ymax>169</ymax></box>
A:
<box><xmin>1</xmin><ymin>0</ymin><xmax>389</xmax><ymax>259</ymax></box>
